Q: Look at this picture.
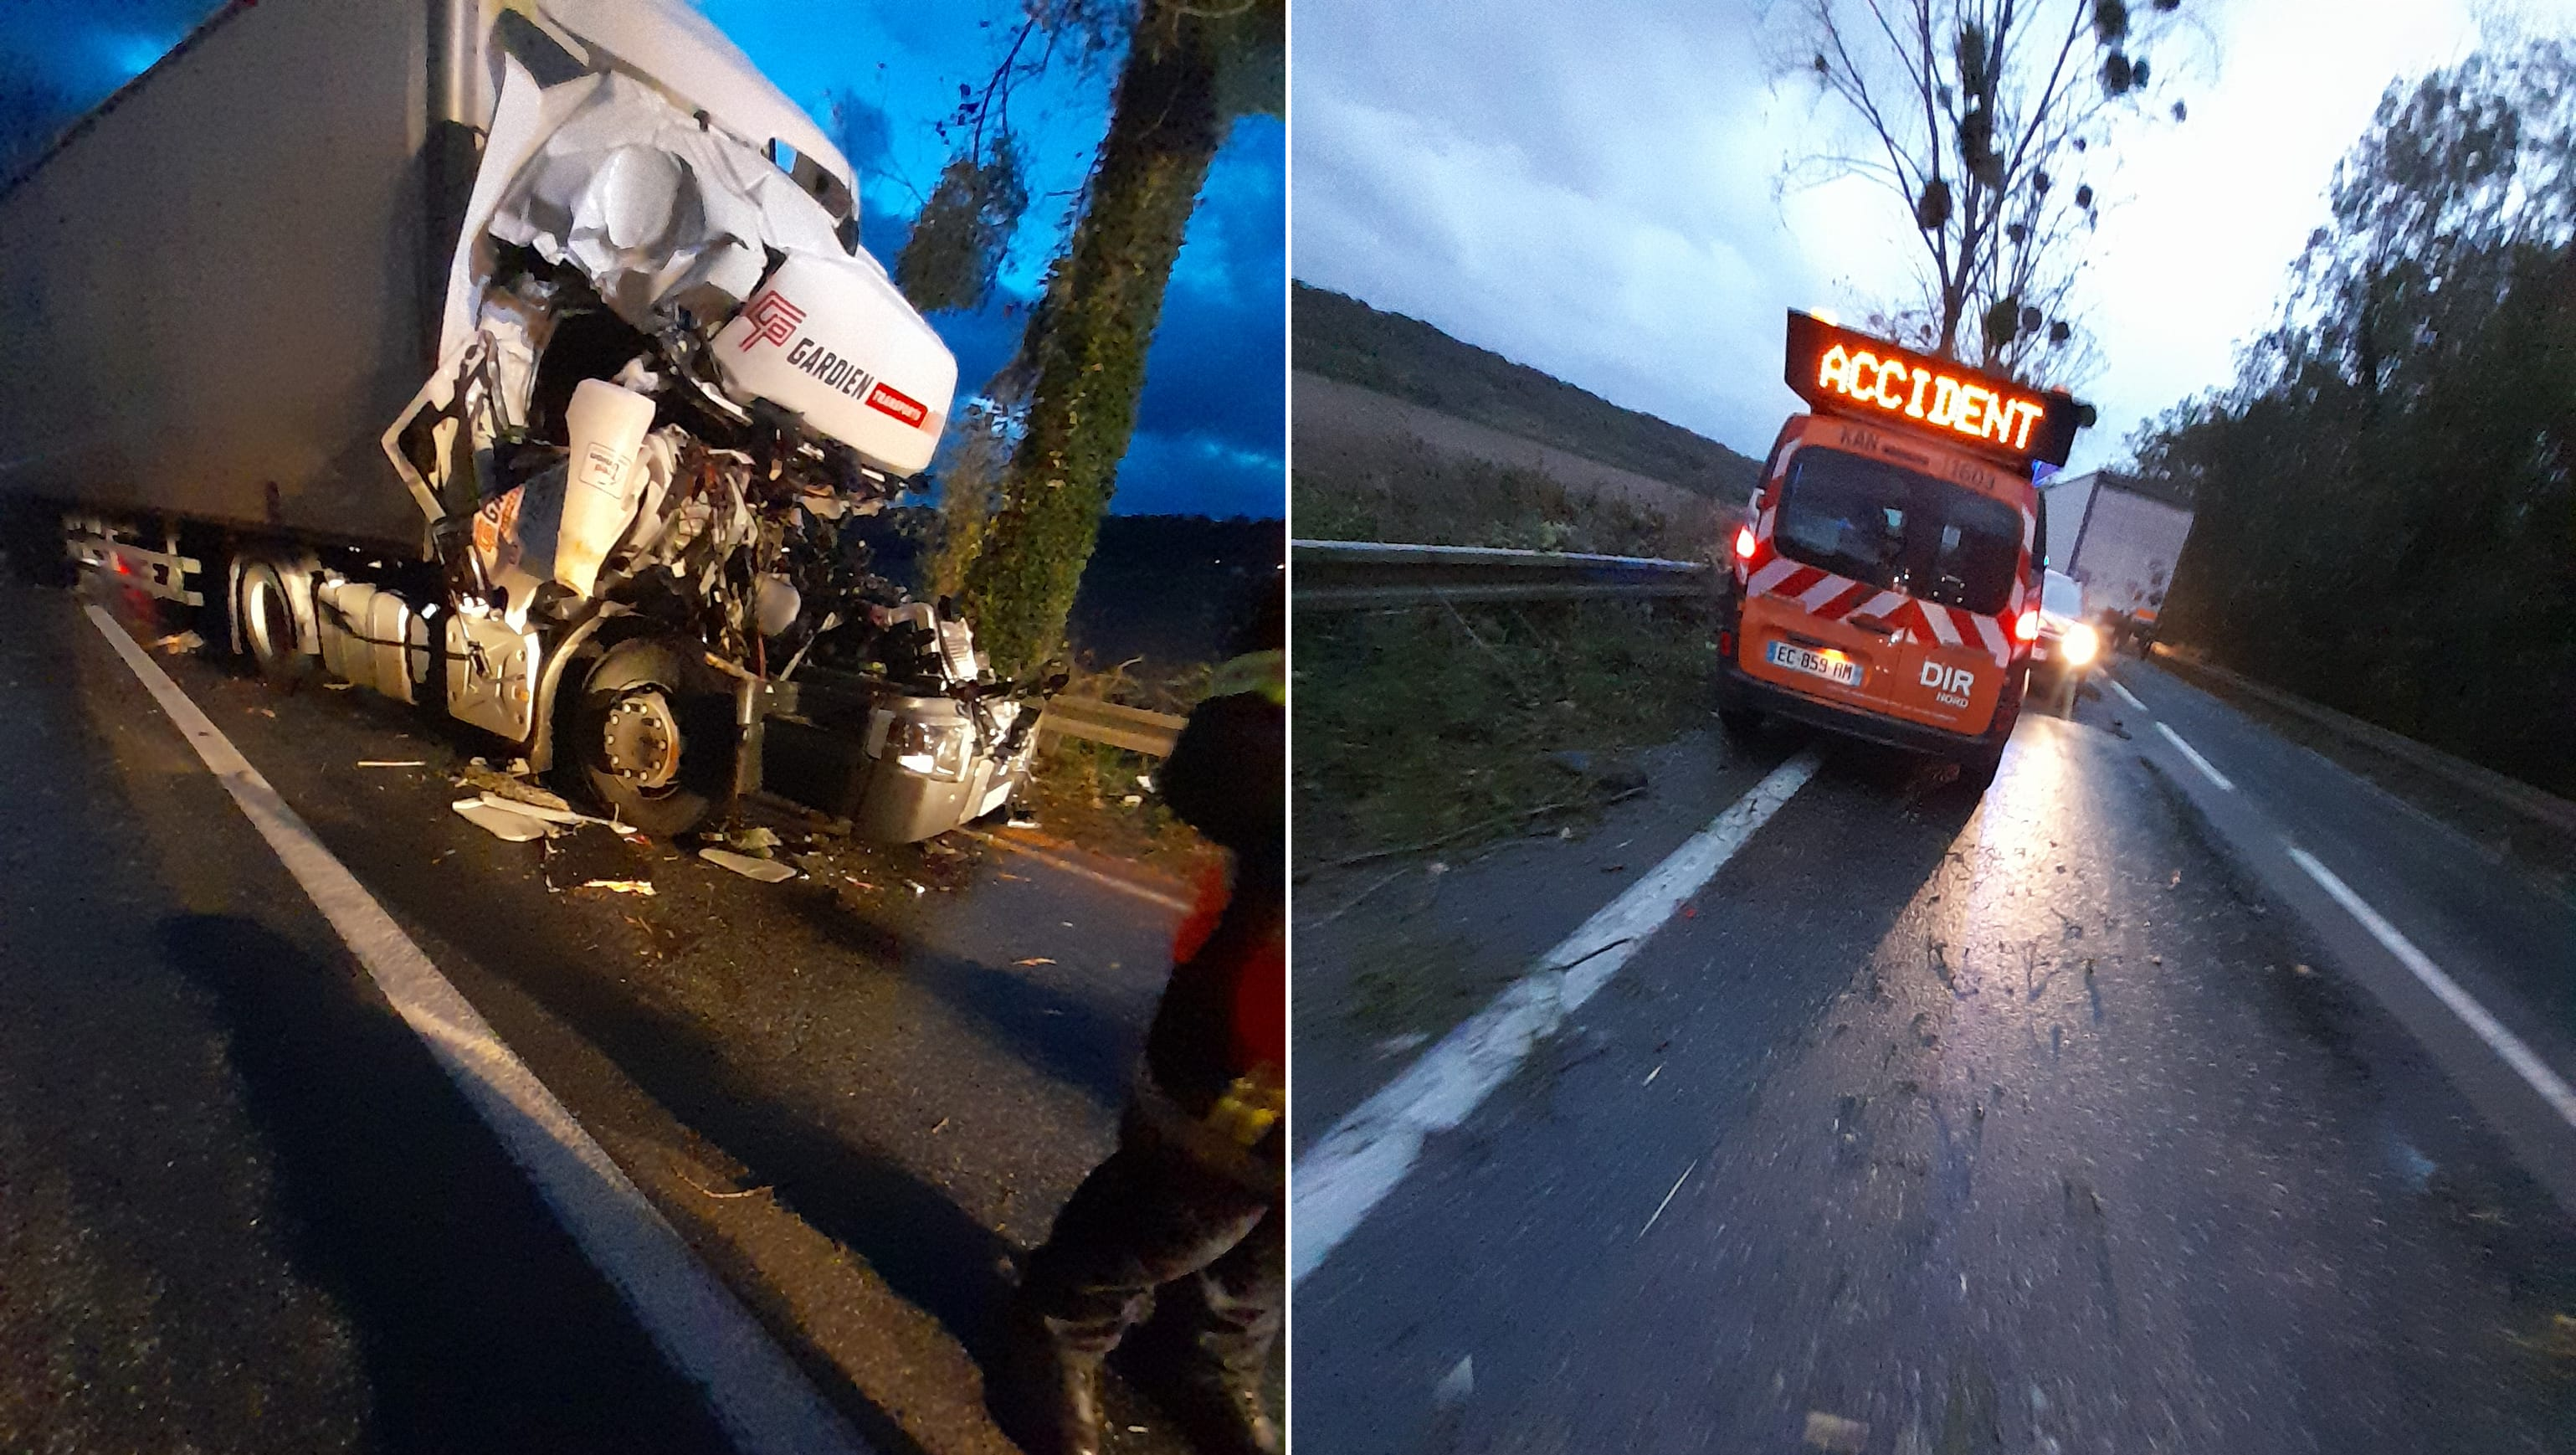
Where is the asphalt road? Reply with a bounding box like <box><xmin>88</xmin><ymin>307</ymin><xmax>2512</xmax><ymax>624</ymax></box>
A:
<box><xmin>0</xmin><ymin>578</ymin><xmax>1209</xmax><ymax>1455</ymax></box>
<box><xmin>1292</xmin><ymin>661</ymin><xmax>2576</xmax><ymax>1453</ymax></box>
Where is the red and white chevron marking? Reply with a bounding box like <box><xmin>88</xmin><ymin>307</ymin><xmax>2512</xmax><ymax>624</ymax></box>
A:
<box><xmin>1745</xmin><ymin>558</ymin><xmax>2013</xmax><ymax>666</ymax></box>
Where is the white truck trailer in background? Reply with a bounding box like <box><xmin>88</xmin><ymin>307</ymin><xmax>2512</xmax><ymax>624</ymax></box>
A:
<box><xmin>2040</xmin><ymin>470</ymin><xmax>2196</xmax><ymax>655</ymax></box>
<box><xmin>0</xmin><ymin>0</ymin><xmax>1045</xmax><ymax>839</ymax></box>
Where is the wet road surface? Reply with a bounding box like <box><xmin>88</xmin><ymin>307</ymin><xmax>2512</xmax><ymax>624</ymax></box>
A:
<box><xmin>2</xmin><ymin>580</ymin><xmax>1216</xmax><ymax>1454</ymax></box>
<box><xmin>1292</xmin><ymin>663</ymin><xmax>2576</xmax><ymax>1453</ymax></box>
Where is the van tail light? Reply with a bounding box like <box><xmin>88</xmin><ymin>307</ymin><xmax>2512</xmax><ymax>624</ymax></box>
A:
<box><xmin>1732</xmin><ymin>525</ymin><xmax>1757</xmax><ymax>561</ymax></box>
<box><xmin>2014</xmin><ymin>608</ymin><xmax>2041</xmax><ymax>642</ymax></box>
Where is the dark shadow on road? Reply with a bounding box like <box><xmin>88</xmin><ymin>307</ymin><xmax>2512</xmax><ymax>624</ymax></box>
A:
<box><xmin>787</xmin><ymin>889</ymin><xmax>1142</xmax><ymax>1113</ymax></box>
<box><xmin>160</xmin><ymin>912</ymin><xmax>734</xmax><ymax>1455</ymax></box>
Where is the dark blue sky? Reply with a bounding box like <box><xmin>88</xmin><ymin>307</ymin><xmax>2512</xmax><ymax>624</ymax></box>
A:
<box><xmin>0</xmin><ymin>0</ymin><xmax>1282</xmax><ymax>518</ymax></box>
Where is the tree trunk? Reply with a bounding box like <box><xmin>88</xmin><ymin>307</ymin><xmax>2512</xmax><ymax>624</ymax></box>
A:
<box><xmin>957</xmin><ymin>3</ymin><xmax>1229</xmax><ymax>677</ymax></box>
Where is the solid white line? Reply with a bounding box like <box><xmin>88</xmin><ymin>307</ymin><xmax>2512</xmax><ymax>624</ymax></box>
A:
<box><xmin>1291</xmin><ymin>749</ymin><xmax>1824</xmax><ymax>1283</ymax></box>
<box><xmin>957</xmin><ymin>829</ymin><xmax>1192</xmax><ymax>914</ymax></box>
<box><xmin>2106</xmin><ymin>677</ymin><xmax>2147</xmax><ymax>712</ymax></box>
<box><xmin>84</xmin><ymin>605</ymin><xmax>869</xmax><ymax>1455</ymax></box>
<box><xmin>2154</xmin><ymin>721</ymin><xmax>2235</xmax><ymax>792</ymax></box>
<box><xmin>2286</xmin><ymin>846</ymin><xmax>2576</xmax><ymax>1131</ymax></box>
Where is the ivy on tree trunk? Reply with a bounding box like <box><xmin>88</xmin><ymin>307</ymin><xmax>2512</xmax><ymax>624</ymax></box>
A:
<box><xmin>957</xmin><ymin>5</ymin><xmax>1229</xmax><ymax>678</ymax></box>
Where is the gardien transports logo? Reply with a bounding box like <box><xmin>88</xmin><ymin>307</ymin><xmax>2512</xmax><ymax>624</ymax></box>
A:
<box><xmin>739</xmin><ymin>290</ymin><xmax>806</xmax><ymax>352</ymax></box>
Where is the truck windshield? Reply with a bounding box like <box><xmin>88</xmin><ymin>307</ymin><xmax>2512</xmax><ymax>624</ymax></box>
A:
<box><xmin>1774</xmin><ymin>446</ymin><xmax>2023</xmax><ymax>616</ymax></box>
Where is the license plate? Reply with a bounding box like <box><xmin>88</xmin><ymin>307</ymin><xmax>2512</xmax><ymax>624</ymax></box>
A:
<box><xmin>1766</xmin><ymin>639</ymin><xmax>1863</xmax><ymax>687</ymax></box>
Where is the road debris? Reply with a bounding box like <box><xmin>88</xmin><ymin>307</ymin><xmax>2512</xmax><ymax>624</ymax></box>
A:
<box><xmin>454</xmin><ymin>760</ymin><xmax>577</xmax><ymax>814</ymax></box>
<box><xmin>1014</xmin><ymin>957</ymin><xmax>1056</xmax><ymax>967</ymax></box>
<box><xmin>699</xmin><ymin>846</ymin><xmax>797</xmax><ymax>882</ymax></box>
<box><xmin>722</xmin><ymin>825</ymin><xmax>783</xmax><ymax>855</ymax></box>
<box><xmin>1637</xmin><ymin>1158</ymin><xmax>1697</xmax><ymax>1239</ymax></box>
<box><xmin>148</xmin><ymin>630</ymin><xmax>204</xmax><ymax>655</ymax></box>
<box><xmin>1803</xmin><ymin>1411</ymin><xmax>1870</xmax><ymax>1452</ymax></box>
<box><xmin>1434</xmin><ymin>1355</ymin><xmax>1474</xmax><ymax>1407</ymax></box>
<box><xmin>249</xmin><ymin>707</ymin><xmax>275</xmax><ymax>718</ymax></box>
<box><xmin>452</xmin><ymin>797</ymin><xmax>550</xmax><ymax>842</ymax></box>
<box><xmin>357</xmin><ymin>759</ymin><xmax>426</xmax><ymax>769</ymax></box>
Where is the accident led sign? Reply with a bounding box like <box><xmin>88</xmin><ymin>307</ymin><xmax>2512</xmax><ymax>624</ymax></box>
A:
<box><xmin>1783</xmin><ymin>311</ymin><xmax>2082</xmax><ymax>467</ymax></box>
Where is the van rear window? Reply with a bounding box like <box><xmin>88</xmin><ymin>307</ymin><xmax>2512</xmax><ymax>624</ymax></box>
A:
<box><xmin>1773</xmin><ymin>447</ymin><xmax>2023</xmax><ymax>616</ymax></box>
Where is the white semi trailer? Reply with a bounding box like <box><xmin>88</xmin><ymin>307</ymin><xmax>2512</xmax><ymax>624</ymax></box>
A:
<box><xmin>2041</xmin><ymin>470</ymin><xmax>2196</xmax><ymax>655</ymax></box>
<box><xmin>0</xmin><ymin>0</ymin><xmax>1044</xmax><ymax>839</ymax></box>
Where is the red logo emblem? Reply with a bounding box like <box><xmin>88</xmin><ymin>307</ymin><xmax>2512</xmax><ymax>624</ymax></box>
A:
<box><xmin>739</xmin><ymin>290</ymin><xmax>806</xmax><ymax>352</ymax></box>
<box><xmin>865</xmin><ymin>382</ymin><xmax>929</xmax><ymax>429</ymax></box>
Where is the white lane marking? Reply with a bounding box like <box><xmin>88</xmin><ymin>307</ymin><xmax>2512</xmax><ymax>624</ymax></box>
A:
<box><xmin>2286</xmin><ymin>846</ymin><xmax>2576</xmax><ymax>1131</ymax></box>
<box><xmin>1291</xmin><ymin>749</ymin><xmax>1824</xmax><ymax>1283</ymax></box>
<box><xmin>957</xmin><ymin>829</ymin><xmax>1191</xmax><ymax>915</ymax></box>
<box><xmin>2154</xmin><ymin>721</ymin><xmax>2235</xmax><ymax>792</ymax></box>
<box><xmin>2107</xmin><ymin>677</ymin><xmax>2147</xmax><ymax>712</ymax></box>
<box><xmin>85</xmin><ymin>605</ymin><xmax>870</xmax><ymax>1455</ymax></box>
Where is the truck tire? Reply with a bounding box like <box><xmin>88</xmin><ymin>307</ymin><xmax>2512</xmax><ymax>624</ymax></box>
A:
<box><xmin>561</xmin><ymin>637</ymin><xmax>733</xmax><ymax>836</ymax></box>
<box><xmin>237</xmin><ymin>558</ymin><xmax>314</xmax><ymax>688</ymax></box>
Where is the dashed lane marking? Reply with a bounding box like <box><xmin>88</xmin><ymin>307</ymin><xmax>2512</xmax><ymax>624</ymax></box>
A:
<box><xmin>2106</xmin><ymin>677</ymin><xmax>2148</xmax><ymax>712</ymax></box>
<box><xmin>2287</xmin><ymin>846</ymin><xmax>2576</xmax><ymax>1132</ymax></box>
<box><xmin>2154</xmin><ymin>721</ymin><xmax>2235</xmax><ymax>792</ymax></box>
<box><xmin>86</xmin><ymin>604</ymin><xmax>872</xmax><ymax>1455</ymax></box>
<box><xmin>1291</xmin><ymin>749</ymin><xmax>1824</xmax><ymax>1283</ymax></box>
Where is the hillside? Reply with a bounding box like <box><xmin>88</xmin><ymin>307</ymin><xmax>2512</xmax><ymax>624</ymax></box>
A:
<box><xmin>1291</xmin><ymin>283</ymin><xmax>1761</xmax><ymax>499</ymax></box>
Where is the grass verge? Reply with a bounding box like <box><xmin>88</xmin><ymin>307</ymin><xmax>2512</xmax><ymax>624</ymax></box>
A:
<box><xmin>1293</xmin><ymin>597</ymin><xmax>1716</xmax><ymax>868</ymax></box>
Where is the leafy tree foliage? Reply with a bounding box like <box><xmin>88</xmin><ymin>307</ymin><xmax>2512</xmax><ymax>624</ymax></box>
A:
<box><xmin>2136</xmin><ymin>42</ymin><xmax>2576</xmax><ymax>793</ymax></box>
<box><xmin>1782</xmin><ymin>0</ymin><xmax>2195</xmax><ymax>382</ymax></box>
<box><xmin>945</xmin><ymin>0</ymin><xmax>1284</xmax><ymax>676</ymax></box>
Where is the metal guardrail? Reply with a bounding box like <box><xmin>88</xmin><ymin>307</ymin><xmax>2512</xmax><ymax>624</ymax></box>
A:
<box><xmin>1291</xmin><ymin>539</ymin><xmax>1716</xmax><ymax>610</ymax></box>
<box><xmin>1039</xmin><ymin>697</ymin><xmax>1186</xmax><ymax>758</ymax></box>
<box><xmin>2148</xmin><ymin>644</ymin><xmax>2576</xmax><ymax>836</ymax></box>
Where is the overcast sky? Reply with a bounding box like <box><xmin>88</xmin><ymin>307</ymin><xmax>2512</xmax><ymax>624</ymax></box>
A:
<box><xmin>0</xmin><ymin>1</ymin><xmax>1282</xmax><ymax>518</ymax></box>
<box><xmin>1292</xmin><ymin>0</ymin><xmax>2576</xmax><ymax>474</ymax></box>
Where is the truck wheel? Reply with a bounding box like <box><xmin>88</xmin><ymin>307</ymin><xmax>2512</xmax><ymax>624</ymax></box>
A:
<box><xmin>237</xmin><ymin>559</ymin><xmax>313</xmax><ymax>688</ymax></box>
<box><xmin>563</xmin><ymin>638</ymin><xmax>732</xmax><ymax>836</ymax></box>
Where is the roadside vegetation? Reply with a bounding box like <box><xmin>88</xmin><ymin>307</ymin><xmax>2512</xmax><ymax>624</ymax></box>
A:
<box><xmin>1291</xmin><ymin>446</ymin><xmax>1721</xmax><ymax>563</ymax></box>
<box><xmin>2136</xmin><ymin>42</ymin><xmax>2576</xmax><ymax>797</ymax></box>
<box><xmin>1291</xmin><ymin>284</ymin><xmax>1759</xmax><ymax>499</ymax></box>
<box><xmin>1292</xmin><ymin>460</ymin><xmax>1719</xmax><ymax>863</ymax></box>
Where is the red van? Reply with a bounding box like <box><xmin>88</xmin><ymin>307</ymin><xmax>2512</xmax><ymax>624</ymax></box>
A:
<box><xmin>1714</xmin><ymin>312</ymin><xmax>2089</xmax><ymax>788</ymax></box>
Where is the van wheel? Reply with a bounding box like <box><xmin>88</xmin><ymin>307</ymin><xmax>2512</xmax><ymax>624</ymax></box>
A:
<box><xmin>562</xmin><ymin>637</ymin><xmax>733</xmax><ymax>836</ymax></box>
<box><xmin>1716</xmin><ymin>675</ymin><xmax>1763</xmax><ymax>743</ymax></box>
<box><xmin>1958</xmin><ymin>746</ymin><xmax>2004</xmax><ymax>793</ymax></box>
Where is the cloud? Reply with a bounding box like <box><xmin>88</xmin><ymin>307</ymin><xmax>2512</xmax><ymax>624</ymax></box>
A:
<box><xmin>1292</xmin><ymin>0</ymin><xmax>2563</xmax><ymax>472</ymax></box>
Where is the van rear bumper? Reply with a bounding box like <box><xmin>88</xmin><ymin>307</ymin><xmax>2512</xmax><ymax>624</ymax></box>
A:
<box><xmin>1718</xmin><ymin>659</ymin><xmax>2016</xmax><ymax>761</ymax></box>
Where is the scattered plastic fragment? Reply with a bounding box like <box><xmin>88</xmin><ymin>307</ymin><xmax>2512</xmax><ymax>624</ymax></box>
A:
<box><xmin>357</xmin><ymin>760</ymin><xmax>426</xmax><ymax>769</ymax></box>
<box><xmin>725</xmin><ymin>825</ymin><xmax>782</xmax><ymax>853</ymax></box>
<box><xmin>582</xmin><ymin>880</ymin><xmax>656</xmax><ymax>895</ymax></box>
<box><xmin>1014</xmin><ymin>957</ymin><xmax>1056</xmax><ymax>967</ymax></box>
<box><xmin>452</xmin><ymin>797</ymin><xmax>549</xmax><ymax>842</ymax></box>
<box><xmin>699</xmin><ymin>846</ymin><xmax>797</xmax><ymax>882</ymax></box>
<box><xmin>149</xmin><ymin>630</ymin><xmax>204</xmax><ymax>655</ymax></box>
<box><xmin>1433</xmin><ymin>1355</ymin><xmax>1473</xmax><ymax>1407</ymax></box>
<box><xmin>1802</xmin><ymin>1411</ymin><xmax>1869</xmax><ymax>1452</ymax></box>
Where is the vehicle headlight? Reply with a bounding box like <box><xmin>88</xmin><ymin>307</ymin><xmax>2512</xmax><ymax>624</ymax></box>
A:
<box><xmin>2062</xmin><ymin>622</ymin><xmax>2100</xmax><ymax>667</ymax></box>
<box><xmin>887</xmin><ymin>716</ymin><xmax>974</xmax><ymax>781</ymax></box>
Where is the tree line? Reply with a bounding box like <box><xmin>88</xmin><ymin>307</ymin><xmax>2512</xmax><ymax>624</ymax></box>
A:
<box><xmin>2134</xmin><ymin>40</ymin><xmax>2574</xmax><ymax>794</ymax></box>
